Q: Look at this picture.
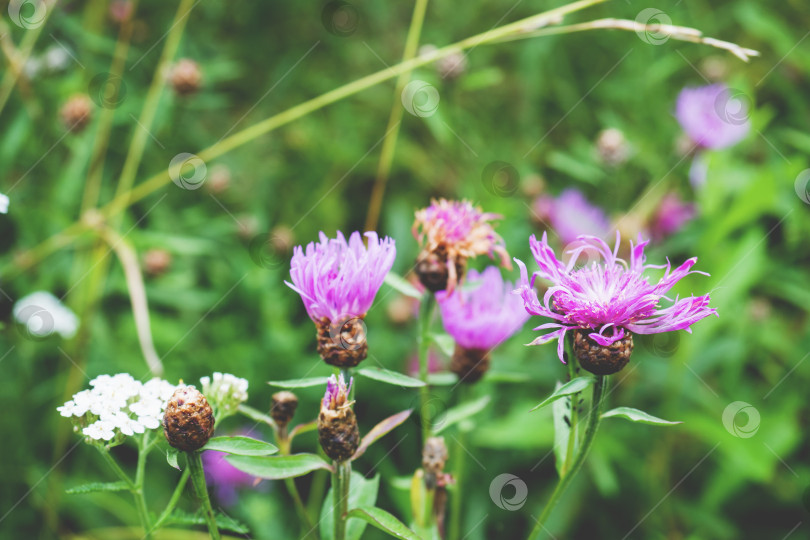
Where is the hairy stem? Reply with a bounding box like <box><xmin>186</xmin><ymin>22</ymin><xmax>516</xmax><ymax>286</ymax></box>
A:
<box><xmin>332</xmin><ymin>460</ymin><xmax>352</xmax><ymax>540</ymax></box>
<box><xmin>562</xmin><ymin>338</ymin><xmax>579</xmax><ymax>475</ymax></box>
<box><xmin>151</xmin><ymin>466</ymin><xmax>190</xmax><ymax>531</ymax></box>
<box><xmin>417</xmin><ymin>292</ymin><xmax>436</xmax><ymax>444</ymax></box>
<box><xmin>188</xmin><ymin>450</ymin><xmax>221</xmax><ymax>540</ymax></box>
<box><xmin>527</xmin><ymin>375</ymin><xmax>606</xmax><ymax>540</ymax></box>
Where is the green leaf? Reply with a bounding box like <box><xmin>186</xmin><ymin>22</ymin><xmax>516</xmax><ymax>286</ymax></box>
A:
<box><xmin>226</xmin><ymin>453</ymin><xmax>332</xmax><ymax>479</ymax></box>
<box><xmin>551</xmin><ymin>382</ymin><xmax>575</xmax><ymax>477</ymax></box>
<box><xmin>167</xmin><ymin>448</ymin><xmax>181</xmax><ymax>470</ymax></box>
<box><xmin>530</xmin><ymin>377</ymin><xmax>594</xmax><ymax>412</ymax></box>
<box><xmin>202</xmin><ymin>436</ymin><xmax>278</xmax><ymax>456</ymax></box>
<box><xmin>321</xmin><ymin>473</ymin><xmax>380</xmax><ymax>540</ymax></box>
<box><xmin>346</xmin><ymin>507</ymin><xmax>422</xmax><ymax>540</ymax></box>
<box><xmin>238</xmin><ymin>403</ymin><xmax>276</xmax><ymax>427</ymax></box>
<box><xmin>434</xmin><ymin>395</ymin><xmax>490</xmax><ymax>435</ymax></box>
<box><xmin>601</xmin><ymin>407</ymin><xmax>682</xmax><ymax>426</ymax></box>
<box><xmin>65</xmin><ymin>481</ymin><xmax>130</xmax><ymax>495</ymax></box>
<box><xmin>486</xmin><ymin>371</ymin><xmax>532</xmax><ymax>383</ymax></box>
<box><xmin>290</xmin><ymin>419</ymin><xmax>318</xmax><ymax>440</ymax></box>
<box><xmin>429</xmin><ymin>333</ymin><xmax>455</xmax><ymax>357</ymax></box>
<box><xmin>384</xmin><ymin>272</ymin><xmax>423</xmax><ymax>299</ymax></box>
<box><xmin>267</xmin><ymin>376</ymin><xmax>330</xmax><ymax>389</ymax></box>
<box><xmin>426</xmin><ymin>372</ymin><xmax>456</xmax><ymax>386</ymax></box>
<box><xmin>356</xmin><ymin>367</ymin><xmax>425</xmax><ymax>388</ymax></box>
<box><xmin>163</xmin><ymin>508</ymin><xmax>249</xmax><ymax>534</ymax></box>
<box><xmin>352</xmin><ymin>409</ymin><xmax>412</xmax><ymax>460</ymax></box>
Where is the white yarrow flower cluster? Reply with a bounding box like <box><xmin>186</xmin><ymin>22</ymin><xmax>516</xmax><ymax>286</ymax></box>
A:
<box><xmin>200</xmin><ymin>372</ymin><xmax>248</xmax><ymax>417</ymax></box>
<box><xmin>13</xmin><ymin>291</ymin><xmax>79</xmax><ymax>339</ymax></box>
<box><xmin>57</xmin><ymin>373</ymin><xmax>177</xmax><ymax>444</ymax></box>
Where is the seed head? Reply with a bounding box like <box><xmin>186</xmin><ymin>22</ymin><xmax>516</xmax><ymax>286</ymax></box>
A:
<box><xmin>163</xmin><ymin>386</ymin><xmax>215</xmax><ymax>452</ymax></box>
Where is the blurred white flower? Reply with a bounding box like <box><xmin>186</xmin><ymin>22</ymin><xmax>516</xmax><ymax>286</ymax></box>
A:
<box><xmin>0</xmin><ymin>193</ymin><xmax>8</xmax><ymax>214</ymax></box>
<box><xmin>13</xmin><ymin>291</ymin><xmax>79</xmax><ymax>339</ymax></box>
<box><xmin>200</xmin><ymin>372</ymin><xmax>248</xmax><ymax>418</ymax></box>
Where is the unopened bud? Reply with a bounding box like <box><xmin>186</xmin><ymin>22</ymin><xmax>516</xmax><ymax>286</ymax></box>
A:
<box><xmin>422</xmin><ymin>436</ymin><xmax>448</xmax><ymax>490</ymax></box>
<box><xmin>61</xmin><ymin>94</ymin><xmax>93</xmax><ymax>133</ymax></box>
<box><xmin>163</xmin><ymin>386</ymin><xmax>215</xmax><ymax>452</ymax></box>
<box><xmin>170</xmin><ymin>59</ymin><xmax>202</xmax><ymax>96</ymax></box>
<box><xmin>271</xmin><ymin>391</ymin><xmax>298</xmax><ymax>429</ymax></box>
<box><xmin>318</xmin><ymin>375</ymin><xmax>359</xmax><ymax>462</ymax></box>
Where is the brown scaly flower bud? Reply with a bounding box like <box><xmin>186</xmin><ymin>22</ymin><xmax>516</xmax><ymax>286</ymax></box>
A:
<box><xmin>270</xmin><ymin>391</ymin><xmax>298</xmax><ymax>430</ymax></box>
<box><xmin>317</xmin><ymin>374</ymin><xmax>359</xmax><ymax>462</ymax></box>
<box><xmin>315</xmin><ymin>316</ymin><xmax>367</xmax><ymax>368</ymax></box>
<box><xmin>413</xmin><ymin>199</ymin><xmax>510</xmax><ymax>295</ymax></box>
<box><xmin>143</xmin><ymin>248</ymin><xmax>171</xmax><ymax>276</ymax></box>
<box><xmin>449</xmin><ymin>345</ymin><xmax>490</xmax><ymax>384</ymax></box>
<box><xmin>572</xmin><ymin>329</ymin><xmax>633</xmax><ymax>375</ymax></box>
<box><xmin>60</xmin><ymin>94</ymin><xmax>93</xmax><ymax>133</ymax></box>
<box><xmin>163</xmin><ymin>386</ymin><xmax>215</xmax><ymax>452</ymax></box>
<box><xmin>422</xmin><ymin>436</ymin><xmax>448</xmax><ymax>490</ymax></box>
<box><xmin>169</xmin><ymin>58</ymin><xmax>202</xmax><ymax>96</ymax></box>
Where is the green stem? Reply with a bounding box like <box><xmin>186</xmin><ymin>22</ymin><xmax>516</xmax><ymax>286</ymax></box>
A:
<box><xmin>364</xmin><ymin>0</ymin><xmax>430</xmax><ymax>233</ymax></box>
<box><xmin>134</xmin><ymin>433</ymin><xmax>153</xmax><ymax>539</ymax></box>
<box><xmin>417</xmin><ymin>292</ymin><xmax>436</xmax><ymax>444</ymax></box>
<box><xmin>188</xmin><ymin>451</ymin><xmax>221</xmax><ymax>540</ymax></box>
<box><xmin>151</xmin><ymin>466</ymin><xmax>190</xmax><ymax>531</ymax></box>
<box><xmin>562</xmin><ymin>338</ymin><xmax>579</xmax><ymax>475</ymax></box>
<box><xmin>97</xmin><ymin>448</ymin><xmax>135</xmax><ymax>490</ymax></box>
<box><xmin>97</xmin><ymin>446</ymin><xmax>152</xmax><ymax>538</ymax></box>
<box><xmin>1</xmin><ymin>0</ymin><xmax>611</xmax><ymax>279</ymax></box>
<box><xmin>527</xmin><ymin>375</ymin><xmax>606</xmax><ymax>540</ymax></box>
<box><xmin>333</xmin><ymin>460</ymin><xmax>352</xmax><ymax>540</ymax></box>
<box><xmin>277</xmin><ymin>436</ymin><xmax>317</xmax><ymax>533</ymax></box>
<box><xmin>447</xmin><ymin>385</ymin><xmax>470</xmax><ymax>540</ymax></box>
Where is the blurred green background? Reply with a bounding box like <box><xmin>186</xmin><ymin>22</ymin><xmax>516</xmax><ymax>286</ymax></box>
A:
<box><xmin>1</xmin><ymin>0</ymin><xmax>809</xmax><ymax>538</ymax></box>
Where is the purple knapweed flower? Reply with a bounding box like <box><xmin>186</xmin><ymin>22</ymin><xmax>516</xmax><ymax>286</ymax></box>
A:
<box><xmin>413</xmin><ymin>199</ymin><xmax>511</xmax><ymax>295</ymax></box>
<box><xmin>650</xmin><ymin>192</ymin><xmax>695</xmax><ymax>241</ymax></box>
<box><xmin>286</xmin><ymin>231</ymin><xmax>396</xmax><ymax>367</ymax></box>
<box><xmin>437</xmin><ymin>266</ymin><xmax>529</xmax><ymax>382</ymax></box>
<box><xmin>322</xmin><ymin>373</ymin><xmax>353</xmax><ymax>410</ymax></box>
<box><xmin>514</xmin><ymin>232</ymin><xmax>717</xmax><ymax>363</ymax></box>
<box><xmin>676</xmin><ymin>83</ymin><xmax>750</xmax><ymax>150</ymax></box>
<box><xmin>533</xmin><ymin>188</ymin><xmax>610</xmax><ymax>245</ymax></box>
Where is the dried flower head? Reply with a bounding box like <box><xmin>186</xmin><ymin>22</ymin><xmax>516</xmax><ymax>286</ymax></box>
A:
<box><xmin>200</xmin><ymin>372</ymin><xmax>248</xmax><ymax>419</ymax></box>
<box><xmin>437</xmin><ymin>267</ymin><xmax>528</xmax><ymax>382</ymax></box>
<box><xmin>286</xmin><ymin>231</ymin><xmax>396</xmax><ymax>367</ymax></box>
<box><xmin>60</xmin><ymin>94</ymin><xmax>93</xmax><ymax>133</ymax></box>
<box><xmin>143</xmin><ymin>248</ymin><xmax>172</xmax><ymax>276</ymax></box>
<box><xmin>515</xmin><ymin>232</ymin><xmax>717</xmax><ymax>372</ymax></box>
<box><xmin>163</xmin><ymin>386</ymin><xmax>215</xmax><ymax>452</ymax></box>
<box><xmin>596</xmin><ymin>128</ymin><xmax>631</xmax><ymax>166</ymax></box>
<box><xmin>422</xmin><ymin>436</ymin><xmax>448</xmax><ymax>490</ymax></box>
<box><xmin>317</xmin><ymin>374</ymin><xmax>359</xmax><ymax>462</ymax></box>
<box><xmin>57</xmin><ymin>373</ymin><xmax>177</xmax><ymax>446</ymax></box>
<box><xmin>413</xmin><ymin>199</ymin><xmax>510</xmax><ymax>294</ymax></box>
<box><xmin>170</xmin><ymin>58</ymin><xmax>202</xmax><ymax>96</ymax></box>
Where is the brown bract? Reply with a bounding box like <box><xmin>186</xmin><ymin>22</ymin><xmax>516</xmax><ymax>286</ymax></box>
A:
<box><xmin>573</xmin><ymin>329</ymin><xmax>634</xmax><ymax>375</ymax></box>
<box><xmin>318</xmin><ymin>406</ymin><xmax>359</xmax><ymax>462</ymax></box>
<box><xmin>270</xmin><ymin>391</ymin><xmax>298</xmax><ymax>428</ymax></box>
<box><xmin>450</xmin><ymin>344</ymin><xmax>490</xmax><ymax>384</ymax></box>
<box><xmin>315</xmin><ymin>316</ymin><xmax>368</xmax><ymax>367</ymax></box>
<box><xmin>422</xmin><ymin>436</ymin><xmax>448</xmax><ymax>490</ymax></box>
<box><xmin>163</xmin><ymin>386</ymin><xmax>215</xmax><ymax>452</ymax></box>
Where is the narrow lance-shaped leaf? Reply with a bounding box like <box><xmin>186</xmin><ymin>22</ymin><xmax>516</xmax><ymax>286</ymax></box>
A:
<box><xmin>551</xmin><ymin>382</ymin><xmax>576</xmax><ymax>477</ymax></box>
<box><xmin>530</xmin><ymin>376</ymin><xmax>595</xmax><ymax>412</ymax></box>
<box><xmin>601</xmin><ymin>407</ymin><xmax>682</xmax><ymax>426</ymax></box>
<box><xmin>226</xmin><ymin>453</ymin><xmax>332</xmax><ymax>479</ymax></box>
<box><xmin>65</xmin><ymin>481</ymin><xmax>130</xmax><ymax>495</ymax></box>
<box><xmin>429</xmin><ymin>333</ymin><xmax>455</xmax><ymax>357</ymax></box>
<box><xmin>238</xmin><ymin>403</ymin><xmax>276</xmax><ymax>428</ymax></box>
<box><xmin>356</xmin><ymin>367</ymin><xmax>425</xmax><ymax>388</ymax></box>
<box><xmin>383</xmin><ymin>272</ymin><xmax>423</xmax><ymax>299</ymax></box>
<box><xmin>167</xmin><ymin>448</ymin><xmax>181</xmax><ymax>470</ymax></box>
<box><xmin>164</xmin><ymin>508</ymin><xmax>249</xmax><ymax>534</ymax></box>
<box><xmin>202</xmin><ymin>436</ymin><xmax>278</xmax><ymax>456</ymax></box>
<box><xmin>267</xmin><ymin>376</ymin><xmax>330</xmax><ymax>389</ymax></box>
<box><xmin>289</xmin><ymin>419</ymin><xmax>318</xmax><ymax>441</ymax></box>
<box><xmin>434</xmin><ymin>395</ymin><xmax>490</xmax><ymax>435</ymax></box>
<box><xmin>346</xmin><ymin>507</ymin><xmax>422</xmax><ymax>540</ymax></box>
<box><xmin>352</xmin><ymin>409</ymin><xmax>412</xmax><ymax>461</ymax></box>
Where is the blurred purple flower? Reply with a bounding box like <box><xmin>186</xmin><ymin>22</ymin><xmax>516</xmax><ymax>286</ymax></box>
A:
<box><xmin>533</xmin><ymin>188</ymin><xmax>610</xmax><ymax>245</ymax></box>
<box><xmin>651</xmin><ymin>192</ymin><xmax>695</xmax><ymax>240</ymax></box>
<box><xmin>286</xmin><ymin>231</ymin><xmax>396</xmax><ymax>322</ymax></box>
<box><xmin>515</xmin><ymin>232</ymin><xmax>717</xmax><ymax>362</ymax></box>
<box><xmin>437</xmin><ymin>267</ymin><xmax>529</xmax><ymax>350</ymax></box>
<box><xmin>675</xmin><ymin>83</ymin><xmax>750</xmax><ymax>150</ymax></box>
<box><xmin>202</xmin><ymin>431</ymin><xmax>262</xmax><ymax>506</ymax></box>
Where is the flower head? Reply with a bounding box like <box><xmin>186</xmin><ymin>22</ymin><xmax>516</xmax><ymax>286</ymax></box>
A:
<box><xmin>532</xmin><ymin>189</ymin><xmax>610</xmax><ymax>245</ymax></box>
<box><xmin>515</xmin><ymin>232</ymin><xmax>717</xmax><ymax>364</ymax></box>
<box><xmin>676</xmin><ymin>83</ymin><xmax>750</xmax><ymax>150</ymax></box>
<box><xmin>318</xmin><ymin>374</ymin><xmax>358</xmax><ymax>462</ymax></box>
<box><xmin>413</xmin><ymin>199</ymin><xmax>510</xmax><ymax>294</ymax></box>
<box><xmin>286</xmin><ymin>231</ymin><xmax>396</xmax><ymax>323</ymax></box>
<box><xmin>321</xmin><ymin>374</ymin><xmax>353</xmax><ymax>410</ymax></box>
<box><xmin>200</xmin><ymin>372</ymin><xmax>248</xmax><ymax>419</ymax></box>
<box><xmin>57</xmin><ymin>373</ymin><xmax>177</xmax><ymax>446</ymax></box>
<box><xmin>437</xmin><ymin>267</ymin><xmax>528</xmax><ymax>351</ymax></box>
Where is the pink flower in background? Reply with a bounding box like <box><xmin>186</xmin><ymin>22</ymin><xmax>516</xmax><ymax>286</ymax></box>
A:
<box><xmin>650</xmin><ymin>192</ymin><xmax>695</xmax><ymax>240</ymax></box>
<box><xmin>202</xmin><ymin>430</ymin><xmax>263</xmax><ymax>506</ymax></box>
<box><xmin>514</xmin><ymin>232</ymin><xmax>716</xmax><ymax>362</ymax></box>
<box><xmin>533</xmin><ymin>188</ymin><xmax>610</xmax><ymax>245</ymax></box>
<box><xmin>675</xmin><ymin>83</ymin><xmax>750</xmax><ymax>150</ymax></box>
<box><xmin>437</xmin><ymin>267</ymin><xmax>529</xmax><ymax>351</ymax></box>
